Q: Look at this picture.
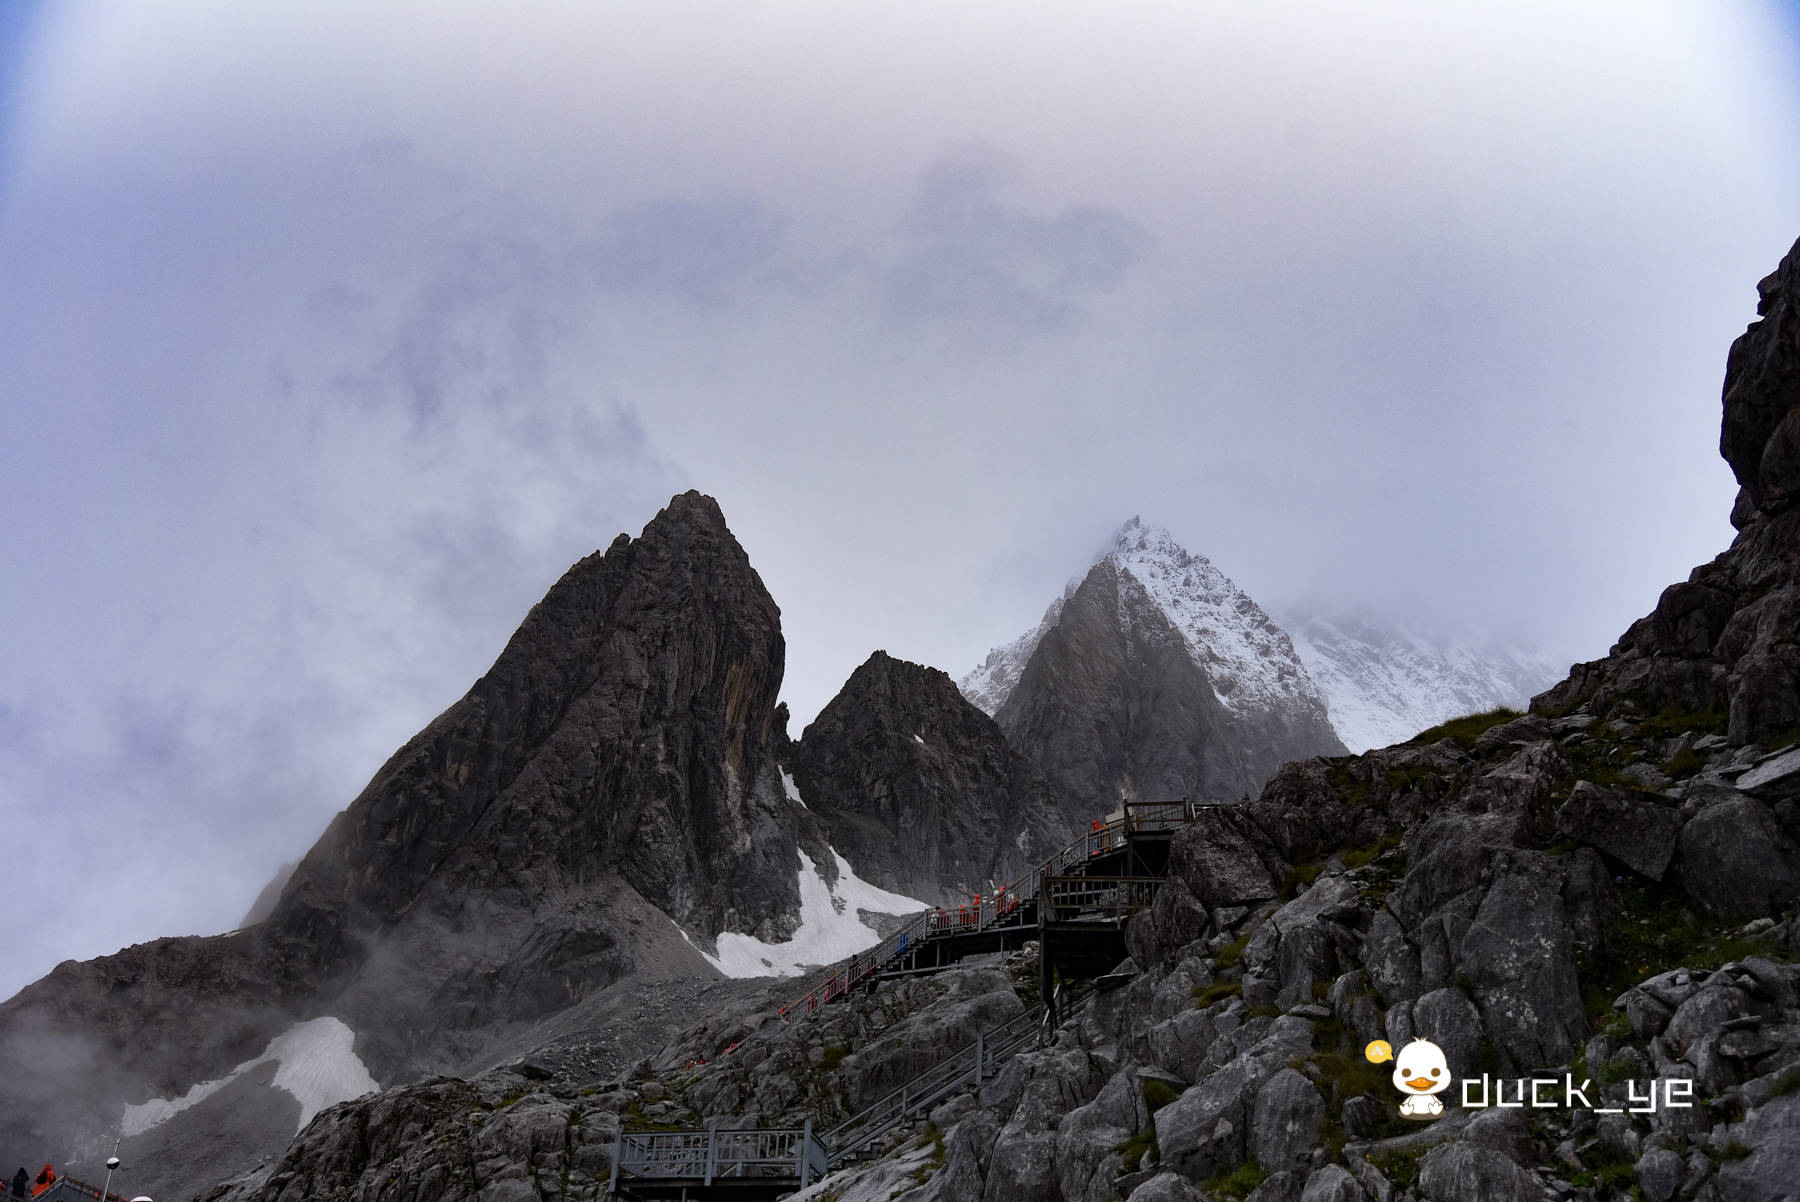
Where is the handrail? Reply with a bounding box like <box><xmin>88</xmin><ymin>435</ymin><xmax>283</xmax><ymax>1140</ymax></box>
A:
<box><xmin>823</xmin><ymin>999</ymin><xmax>1043</xmax><ymax>1151</ymax></box>
<box><xmin>777</xmin><ymin>798</ymin><xmax>1199</xmax><ymax>1020</ymax></box>
<box><xmin>611</xmin><ymin>1122</ymin><xmax>828</xmax><ymax>1190</ymax></box>
<box><xmin>613</xmin><ymin>985</ymin><xmax>1101</xmax><ymax>1186</ymax></box>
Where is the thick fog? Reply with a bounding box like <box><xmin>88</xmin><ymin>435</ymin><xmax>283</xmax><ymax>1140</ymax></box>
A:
<box><xmin>2</xmin><ymin>1</ymin><xmax>1798</xmax><ymax>1000</ymax></box>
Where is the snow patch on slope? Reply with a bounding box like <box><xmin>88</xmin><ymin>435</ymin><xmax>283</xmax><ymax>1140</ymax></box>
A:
<box><xmin>697</xmin><ymin>849</ymin><xmax>927</xmax><ymax>979</ymax></box>
<box><xmin>121</xmin><ymin>1017</ymin><xmax>379</xmax><ymax>1136</ymax></box>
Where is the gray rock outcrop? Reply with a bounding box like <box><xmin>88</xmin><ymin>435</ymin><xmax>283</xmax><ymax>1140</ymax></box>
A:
<box><xmin>792</xmin><ymin>651</ymin><xmax>1069</xmax><ymax>902</ymax></box>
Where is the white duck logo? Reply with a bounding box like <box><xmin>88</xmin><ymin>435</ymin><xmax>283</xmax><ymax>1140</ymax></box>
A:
<box><xmin>1389</xmin><ymin>1039</ymin><xmax>1450</xmax><ymax>1119</ymax></box>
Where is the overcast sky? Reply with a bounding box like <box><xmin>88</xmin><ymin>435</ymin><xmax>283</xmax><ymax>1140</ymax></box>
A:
<box><xmin>3</xmin><ymin>1</ymin><xmax>1798</xmax><ymax>1002</ymax></box>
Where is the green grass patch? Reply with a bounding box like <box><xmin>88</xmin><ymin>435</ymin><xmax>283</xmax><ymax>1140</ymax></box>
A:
<box><xmin>1635</xmin><ymin>704</ymin><xmax>1729</xmax><ymax>740</ymax></box>
<box><xmin>1283</xmin><ymin>860</ymin><xmax>1326</xmax><ymax>893</ymax></box>
<box><xmin>1564</xmin><ymin>738</ymin><xmax>1641</xmax><ymax>790</ymax></box>
<box><xmin>1328</xmin><ymin>759</ymin><xmax>1374</xmax><ymax>805</ymax></box>
<box><xmin>1143</xmin><ymin>1078</ymin><xmax>1180</xmax><ymax>1114</ymax></box>
<box><xmin>1194</xmin><ymin>981</ymin><xmax>1244</xmax><ymax>1008</ymax></box>
<box><xmin>817</xmin><ymin>1044</ymin><xmax>849</xmax><ymax>1072</ymax></box>
<box><xmin>1382</xmin><ymin>763</ymin><xmax>1437</xmax><ymax>793</ymax></box>
<box><xmin>1342</xmin><ymin>835</ymin><xmax>1402</xmax><ymax>870</ymax></box>
<box><xmin>1116</xmin><ymin>1127</ymin><xmax>1158</xmax><ymax>1173</ymax></box>
<box><xmin>619</xmin><ymin>1101</ymin><xmax>687</xmax><ymax>1132</ymax></box>
<box><xmin>1369</xmin><ymin>1145</ymin><xmax>1429</xmax><ymax>1189</ymax></box>
<box><xmin>1202</xmin><ymin>1162</ymin><xmax>1269</xmax><ymax>1200</ymax></box>
<box><xmin>1664</xmin><ymin>745</ymin><xmax>1709</xmax><ymax>780</ymax></box>
<box><xmin>1409</xmin><ymin>707</ymin><xmax>1521</xmax><ymax>748</ymax></box>
<box><xmin>1598</xmin><ymin>1053</ymin><xmax>1640</xmax><ymax>1086</ymax></box>
<box><xmin>1577</xmin><ymin>875</ymin><xmax>1794</xmax><ymax>1024</ymax></box>
<box><xmin>1215</xmin><ymin>930</ymin><xmax>1253</xmax><ymax>970</ymax></box>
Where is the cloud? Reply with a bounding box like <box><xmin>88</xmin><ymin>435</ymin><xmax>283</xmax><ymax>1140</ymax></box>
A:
<box><xmin>583</xmin><ymin>193</ymin><xmax>790</xmax><ymax>305</ymax></box>
<box><xmin>883</xmin><ymin>146</ymin><xmax>1150</xmax><ymax>342</ymax></box>
<box><xmin>2</xmin><ymin>0</ymin><xmax>1798</xmax><ymax>1005</ymax></box>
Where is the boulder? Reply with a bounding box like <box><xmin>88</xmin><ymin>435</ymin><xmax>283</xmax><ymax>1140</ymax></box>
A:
<box><xmin>1417</xmin><ymin>1142</ymin><xmax>1549</xmax><ymax>1201</ymax></box>
<box><xmin>1054</xmin><ymin>1071</ymin><xmax>1137</xmax><ymax>1202</ymax></box>
<box><xmin>1296</xmin><ymin>1164</ymin><xmax>1365</xmax><ymax>1202</ymax></box>
<box><xmin>1738</xmin><ymin>745</ymin><xmax>1800</xmax><ymax>795</ymax></box>
<box><xmin>1721</xmin><ymin>239</ymin><xmax>1800</xmax><ymax>518</ymax></box>
<box><xmin>1633</xmin><ymin>1146</ymin><xmax>1685</xmax><ymax>1202</ymax></box>
<box><xmin>1128</xmin><ymin>878</ymin><xmax>1212</xmax><ymax>969</ymax></box>
<box><xmin>1249</xmin><ymin>1068</ymin><xmax>1325</xmax><ymax>1172</ymax></box>
<box><xmin>1125</xmin><ymin>1172</ymin><xmax>1209</xmax><ymax>1202</ymax></box>
<box><xmin>1554</xmin><ymin>782</ymin><xmax>1681</xmax><ymax>880</ymax></box>
<box><xmin>1170</xmin><ymin>808</ymin><xmax>1281</xmax><ymax>909</ymax></box>
<box><xmin>1411</xmin><ymin>988</ymin><xmax>1485</xmax><ymax>1090</ymax></box>
<box><xmin>1457</xmin><ymin>864</ymin><xmax>1588</xmax><ymax>1068</ymax></box>
<box><xmin>1711</xmin><ymin>1092</ymin><xmax>1800</xmax><ymax>1202</ymax></box>
<box><xmin>1674</xmin><ymin>793</ymin><xmax>1800</xmax><ymax>920</ymax></box>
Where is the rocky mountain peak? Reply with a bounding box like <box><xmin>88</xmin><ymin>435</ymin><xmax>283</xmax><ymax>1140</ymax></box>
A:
<box><xmin>993</xmin><ymin>545</ymin><xmax>1346</xmax><ymax>811</ymax></box>
<box><xmin>791</xmin><ymin>650</ymin><xmax>1068</xmax><ymax>902</ymax></box>
<box><xmin>0</xmin><ymin>490</ymin><xmax>825</xmax><ymax>1196</ymax></box>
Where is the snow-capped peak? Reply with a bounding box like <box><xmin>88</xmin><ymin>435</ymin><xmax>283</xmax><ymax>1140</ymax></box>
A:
<box><xmin>962</xmin><ymin>519</ymin><xmax>1329</xmax><ymax>726</ymax></box>
<box><xmin>1096</xmin><ymin>520</ymin><xmax>1327</xmax><ymax>720</ymax></box>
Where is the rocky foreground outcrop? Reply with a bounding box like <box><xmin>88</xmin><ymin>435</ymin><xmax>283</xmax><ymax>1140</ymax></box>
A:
<box><xmin>178</xmin><ymin>238</ymin><xmax>1800</xmax><ymax>1202</ymax></box>
<box><xmin>792</xmin><ymin>651</ymin><xmax>1070</xmax><ymax>902</ymax></box>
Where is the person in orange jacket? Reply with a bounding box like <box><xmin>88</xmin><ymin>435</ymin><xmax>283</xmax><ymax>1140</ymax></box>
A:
<box><xmin>30</xmin><ymin>1165</ymin><xmax>53</xmax><ymax>1198</ymax></box>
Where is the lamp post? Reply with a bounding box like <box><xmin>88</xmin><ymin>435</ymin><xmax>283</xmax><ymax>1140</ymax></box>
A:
<box><xmin>99</xmin><ymin>1138</ymin><xmax>121</xmax><ymax>1202</ymax></box>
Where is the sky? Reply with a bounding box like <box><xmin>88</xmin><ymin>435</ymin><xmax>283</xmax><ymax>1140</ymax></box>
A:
<box><xmin>2</xmin><ymin>1</ymin><xmax>1798</xmax><ymax>1003</ymax></box>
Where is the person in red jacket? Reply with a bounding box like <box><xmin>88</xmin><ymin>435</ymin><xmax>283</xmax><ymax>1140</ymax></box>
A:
<box><xmin>30</xmin><ymin>1165</ymin><xmax>53</xmax><ymax>1198</ymax></box>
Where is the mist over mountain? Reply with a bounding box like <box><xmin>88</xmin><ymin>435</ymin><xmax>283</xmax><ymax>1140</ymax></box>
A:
<box><xmin>977</xmin><ymin>520</ymin><xmax>1347</xmax><ymax>807</ymax></box>
<box><xmin>1277</xmin><ymin>608</ymin><xmax>1566</xmax><ymax>753</ymax></box>
<box><xmin>13</xmin><ymin>232</ymin><xmax>1800</xmax><ymax>1200</ymax></box>
<box><xmin>964</xmin><ymin>526</ymin><xmax>1566</xmax><ymax>762</ymax></box>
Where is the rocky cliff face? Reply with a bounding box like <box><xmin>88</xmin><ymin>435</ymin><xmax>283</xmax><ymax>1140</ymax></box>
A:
<box><xmin>264</xmin><ymin>489</ymin><xmax>816</xmax><ymax>1049</ymax></box>
<box><xmin>791</xmin><ymin>651</ymin><xmax>1069</xmax><ymax>903</ymax></box>
<box><xmin>993</xmin><ymin>526</ymin><xmax>1345</xmax><ymax>810</ymax></box>
<box><xmin>0</xmin><ymin>491</ymin><xmax>836</xmax><ymax>1200</ymax></box>
<box><xmin>1539</xmin><ymin>240</ymin><xmax>1800</xmax><ymax>749</ymax></box>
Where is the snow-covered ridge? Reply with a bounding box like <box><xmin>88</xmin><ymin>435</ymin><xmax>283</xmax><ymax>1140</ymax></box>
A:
<box><xmin>959</xmin><ymin>594</ymin><xmax>1066</xmax><ymax>716</ymax></box>
<box><xmin>1280</xmin><ymin>609</ymin><xmax>1564</xmax><ymax>753</ymax></box>
<box><xmin>692</xmin><ymin>848</ymin><xmax>928</xmax><ymax>979</ymax></box>
<box><xmin>961</xmin><ymin>518</ymin><xmax>1558</xmax><ymax>756</ymax></box>
<box><xmin>121</xmin><ymin>1017</ymin><xmax>379</xmax><ymax>1137</ymax></box>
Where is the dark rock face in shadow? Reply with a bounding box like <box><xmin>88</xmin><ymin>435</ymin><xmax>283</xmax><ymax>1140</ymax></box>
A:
<box><xmin>998</xmin><ymin>559</ymin><xmax>1345</xmax><ymax>813</ymax></box>
<box><xmin>792</xmin><ymin>651</ymin><xmax>1069</xmax><ymax>903</ymax></box>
